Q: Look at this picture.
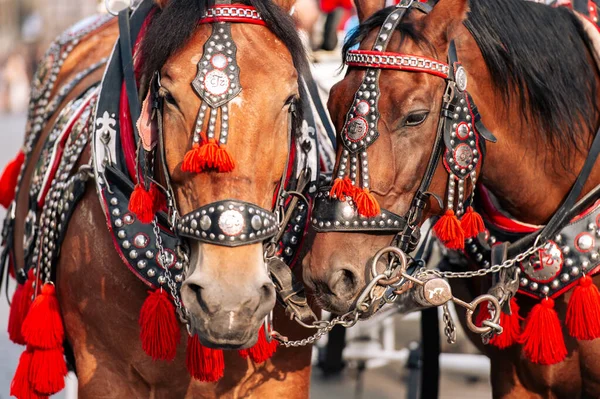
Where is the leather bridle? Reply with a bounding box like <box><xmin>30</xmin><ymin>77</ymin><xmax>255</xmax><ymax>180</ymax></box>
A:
<box><xmin>312</xmin><ymin>0</ymin><xmax>494</xmax><ymax>255</ymax></box>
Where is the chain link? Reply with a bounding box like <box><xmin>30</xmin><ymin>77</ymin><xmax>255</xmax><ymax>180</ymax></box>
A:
<box><xmin>423</xmin><ymin>242</ymin><xmax>544</xmax><ymax>279</ymax></box>
<box><xmin>152</xmin><ymin>219</ymin><xmax>188</xmax><ymax>321</ymax></box>
<box><xmin>442</xmin><ymin>304</ymin><xmax>456</xmax><ymax>344</ymax></box>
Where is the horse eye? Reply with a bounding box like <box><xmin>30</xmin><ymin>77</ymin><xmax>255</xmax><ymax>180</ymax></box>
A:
<box><xmin>158</xmin><ymin>88</ymin><xmax>177</xmax><ymax>106</ymax></box>
<box><xmin>404</xmin><ymin>111</ymin><xmax>429</xmax><ymax>127</ymax></box>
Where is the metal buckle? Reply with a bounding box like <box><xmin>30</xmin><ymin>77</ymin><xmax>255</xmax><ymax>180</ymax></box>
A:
<box><xmin>396</xmin><ymin>0</ymin><xmax>414</xmax><ymax>8</ymax></box>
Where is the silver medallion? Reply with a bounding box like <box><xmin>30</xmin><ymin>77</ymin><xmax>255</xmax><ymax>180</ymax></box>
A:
<box><xmin>355</xmin><ymin>101</ymin><xmax>370</xmax><ymax>116</ymax></box>
<box><xmin>251</xmin><ymin>215</ymin><xmax>263</xmax><ymax>230</ymax></box>
<box><xmin>453</xmin><ymin>144</ymin><xmax>474</xmax><ymax>168</ymax></box>
<box><xmin>218</xmin><ymin>210</ymin><xmax>245</xmax><ymax>236</ymax></box>
<box><xmin>522</xmin><ymin>241</ymin><xmax>562</xmax><ymax>283</ymax></box>
<box><xmin>211</xmin><ymin>53</ymin><xmax>228</xmax><ymax>70</ymax></box>
<box><xmin>346</xmin><ymin>117</ymin><xmax>368</xmax><ymax>142</ymax></box>
<box><xmin>134</xmin><ymin>234</ymin><xmax>148</xmax><ymax>248</ymax></box>
<box><xmin>204</xmin><ymin>70</ymin><xmax>230</xmax><ymax>96</ymax></box>
<box><xmin>456</xmin><ymin>123</ymin><xmax>469</xmax><ymax>140</ymax></box>
<box><xmin>200</xmin><ymin>215</ymin><xmax>212</xmax><ymax>231</ymax></box>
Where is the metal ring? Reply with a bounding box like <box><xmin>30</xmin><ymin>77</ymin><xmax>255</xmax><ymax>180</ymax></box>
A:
<box><xmin>263</xmin><ymin>311</ymin><xmax>274</xmax><ymax>343</ymax></box>
<box><xmin>104</xmin><ymin>0</ymin><xmax>120</xmax><ymax>16</ymax></box>
<box><xmin>370</xmin><ymin>246</ymin><xmax>408</xmax><ymax>280</ymax></box>
<box><xmin>465</xmin><ymin>294</ymin><xmax>501</xmax><ymax>335</ymax></box>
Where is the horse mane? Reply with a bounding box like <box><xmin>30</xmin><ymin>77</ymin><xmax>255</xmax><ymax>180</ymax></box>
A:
<box><xmin>139</xmin><ymin>0</ymin><xmax>307</xmax><ymax>126</ymax></box>
<box><xmin>344</xmin><ymin>0</ymin><xmax>599</xmax><ymax>155</ymax></box>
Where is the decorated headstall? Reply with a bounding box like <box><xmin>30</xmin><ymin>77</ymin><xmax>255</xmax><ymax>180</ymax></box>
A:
<box><xmin>312</xmin><ymin>0</ymin><xmax>495</xmax><ymax>253</ymax></box>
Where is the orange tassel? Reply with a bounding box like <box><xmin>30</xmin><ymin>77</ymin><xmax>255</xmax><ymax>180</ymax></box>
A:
<box><xmin>566</xmin><ymin>275</ymin><xmax>600</xmax><ymax>340</ymax></box>
<box><xmin>21</xmin><ymin>284</ymin><xmax>64</xmax><ymax>350</ymax></box>
<box><xmin>185</xmin><ymin>335</ymin><xmax>224</xmax><ymax>382</ymax></box>
<box><xmin>352</xmin><ymin>188</ymin><xmax>380</xmax><ymax>217</ymax></box>
<box><xmin>10</xmin><ymin>349</ymin><xmax>48</xmax><ymax>399</ymax></box>
<box><xmin>460</xmin><ymin>206</ymin><xmax>486</xmax><ymax>238</ymax></box>
<box><xmin>8</xmin><ymin>271</ymin><xmax>35</xmax><ymax>345</ymax></box>
<box><xmin>520</xmin><ymin>298</ymin><xmax>566</xmax><ymax>365</ymax></box>
<box><xmin>490</xmin><ymin>297</ymin><xmax>522</xmax><ymax>349</ymax></box>
<box><xmin>0</xmin><ymin>150</ymin><xmax>25</xmax><ymax>208</ymax></box>
<box><xmin>238</xmin><ymin>327</ymin><xmax>278</xmax><ymax>364</ymax></box>
<box><xmin>214</xmin><ymin>146</ymin><xmax>235</xmax><ymax>173</ymax></box>
<box><xmin>433</xmin><ymin>210</ymin><xmax>465</xmax><ymax>250</ymax></box>
<box><xmin>139</xmin><ymin>289</ymin><xmax>180</xmax><ymax>361</ymax></box>
<box><xmin>475</xmin><ymin>302</ymin><xmax>491</xmax><ymax>327</ymax></box>
<box><xmin>330</xmin><ymin>177</ymin><xmax>354</xmax><ymax>199</ymax></box>
<box><xmin>29</xmin><ymin>348</ymin><xmax>67</xmax><ymax>395</ymax></box>
<box><xmin>129</xmin><ymin>184</ymin><xmax>155</xmax><ymax>224</ymax></box>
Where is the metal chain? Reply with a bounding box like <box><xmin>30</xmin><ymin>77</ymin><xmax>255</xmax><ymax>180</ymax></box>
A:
<box><xmin>442</xmin><ymin>304</ymin><xmax>456</xmax><ymax>344</ymax></box>
<box><xmin>424</xmin><ymin>242</ymin><xmax>544</xmax><ymax>279</ymax></box>
<box><xmin>152</xmin><ymin>219</ymin><xmax>188</xmax><ymax>321</ymax></box>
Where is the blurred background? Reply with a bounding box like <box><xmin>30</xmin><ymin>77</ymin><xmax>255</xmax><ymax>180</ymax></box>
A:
<box><xmin>0</xmin><ymin>0</ymin><xmax>582</xmax><ymax>398</ymax></box>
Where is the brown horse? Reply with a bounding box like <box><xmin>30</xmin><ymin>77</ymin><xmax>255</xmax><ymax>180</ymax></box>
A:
<box><xmin>5</xmin><ymin>0</ymin><xmax>317</xmax><ymax>397</ymax></box>
<box><xmin>305</xmin><ymin>0</ymin><xmax>600</xmax><ymax>397</ymax></box>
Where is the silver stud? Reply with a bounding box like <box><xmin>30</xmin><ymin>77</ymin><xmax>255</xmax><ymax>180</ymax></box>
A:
<box><xmin>530</xmin><ymin>282</ymin><xmax>538</xmax><ymax>291</ymax></box>
<box><xmin>175</xmin><ymin>274</ymin><xmax>184</xmax><ymax>283</ymax></box>
<box><xmin>129</xmin><ymin>250</ymin><xmax>138</xmax><ymax>259</ymax></box>
<box><xmin>146</xmin><ymin>250</ymin><xmax>154</xmax><ymax>259</ymax></box>
<box><xmin>577</xmin><ymin>233</ymin><xmax>595</xmax><ymax>251</ymax></box>
<box><xmin>158</xmin><ymin>276</ymin><xmax>167</xmax><ymax>285</ymax></box>
<box><xmin>200</xmin><ymin>215</ymin><xmax>212</xmax><ymax>230</ymax></box>
<box><xmin>134</xmin><ymin>234</ymin><xmax>148</xmax><ymax>248</ymax></box>
<box><xmin>122</xmin><ymin>240</ymin><xmax>131</xmax><ymax>249</ymax></box>
<box><xmin>175</xmin><ymin>262</ymin><xmax>183</xmax><ymax>270</ymax></box>
<box><xmin>562</xmin><ymin>246</ymin><xmax>571</xmax><ymax>255</ymax></box>
<box><xmin>541</xmin><ymin>286</ymin><xmax>550</xmax><ymax>295</ymax></box>
<box><xmin>570</xmin><ymin>267</ymin><xmax>580</xmax><ymax>276</ymax></box>
<box><xmin>137</xmin><ymin>260</ymin><xmax>147</xmax><ymax>269</ymax></box>
<box><xmin>520</xmin><ymin>278</ymin><xmax>528</xmax><ymax>287</ymax></box>
<box><xmin>117</xmin><ymin>230</ymin><xmax>126</xmax><ymax>239</ymax></box>
<box><xmin>110</xmin><ymin>198</ymin><xmax>118</xmax><ymax>205</ymax></box>
<box><xmin>112</xmin><ymin>208</ymin><xmax>120</xmax><ymax>217</ymax></box>
<box><xmin>561</xmin><ymin>273</ymin><xmax>570</xmax><ymax>282</ymax></box>
<box><xmin>555</xmin><ymin>234</ymin><xmax>562</xmax><ymax>243</ymax></box>
<box><xmin>147</xmin><ymin>269</ymin><xmax>156</xmax><ymax>278</ymax></box>
<box><xmin>115</xmin><ymin>219</ymin><xmax>123</xmax><ymax>227</ymax></box>
<box><xmin>551</xmin><ymin>280</ymin><xmax>560</xmax><ymax>288</ymax></box>
<box><xmin>251</xmin><ymin>215</ymin><xmax>263</xmax><ymax>230</ymax></box>
<box><xmin>191</xmin><ymin>219</ymin><xmax>198</xmax><ymax>229</ymax></box>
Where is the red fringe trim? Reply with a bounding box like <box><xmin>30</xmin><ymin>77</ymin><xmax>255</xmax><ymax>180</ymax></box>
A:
<box><xmin>460</xmin><ymin>206</ymin><xmax>486</xmax><ymax>238</ymax></box>
<box><xmin>352</xmin><ymin>188</ymin><xmax>380</xmax><ymax>217</ymax></box>
<box><xmin>433</xmin><ymin>210</ymin><xmax>465</xmax><ymax>250</ymax></box>
<box><xmin>330</xmin><ymin>177</ymin><xmax>354</xmax><ymax>199</ymax></box>
<box><xmin>566</xmin><ymin>275</ymin><xmax>600</xmax><ymax>340</ymax></box>
<box><xmin>139</xmin><ymin>289</ymin><xmax>180</xmax><ymax>361</ymax></box>
<box><xmin>238</xmin><ymin>327</ymin><xmax>278</xmax><ymax>364</ymax></box>
<box><xmin>520</xmin><ymin>298</ymin><xmax>566</xmax><ymax>365</ymax></box>
<box><xmin>490</xmin><ymin>297</ymin><xmax>522</xmax><ymax>349</ymax></box>
<box><xmin>0</xmin><ymin>150</ymin><xmax>24</xmax><ymax>208</ymax></box>
<box><xmin>129</xmin><ymin>184</ymin><xmax>155</xmax><ymax>224</ymax></box>
<box><xmin>185</xmin><ymin>335</ymin><xmax>224</xmax><ymax>382</ymax></box>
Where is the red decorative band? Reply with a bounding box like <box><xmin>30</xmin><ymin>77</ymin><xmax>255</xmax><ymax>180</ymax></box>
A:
<box><xmin>346</xmin><ymin>50</ymin><xmax>449</xmax><ymax>79</ymax></box>
<box><xmin>199</xmin><ymin>5</ymin><xmax>266</xmax><ymax>26</ymax></box>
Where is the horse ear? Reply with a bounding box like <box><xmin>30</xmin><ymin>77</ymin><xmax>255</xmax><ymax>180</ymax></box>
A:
<box><xmin>356</xmin><ymin>0</ymin><xmax>386</xmax><ymax>22</ymax></box>
<box><xmin>154</xmin><ymin>0</ymin><xmax>169</xmax><ymax>9</ymax></box>
<box><xmin>422</xmin><ymin>0</ymin><xmax>469</xmax><ymax>49</ymax></box>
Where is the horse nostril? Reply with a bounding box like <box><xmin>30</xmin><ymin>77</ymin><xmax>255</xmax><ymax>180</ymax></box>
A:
<box><xmin>329</xmin><ymin>268</ymin><xmax>357</xmax><ymax>299</ymax></box>
<box><xmin>188</xmin><ymin>283</ymin><xmax>207</xmax><ymax>311</ymax></box>
<box><xmin>260</xmin><ymin>282</ymin><xmax>275</xmax><ymax>302</ymax></box>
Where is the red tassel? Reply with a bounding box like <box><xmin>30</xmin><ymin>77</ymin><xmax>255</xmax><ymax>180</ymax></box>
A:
<box><xmin>352</xmin><ymin>188</ymin><xmax>380</xmax><ymax>217</ymax></box>
<box><xmin>10</xmin><ymin>349</ymin><xmax>48</xmax><ymax>399</ymax></box>
<box><xmin>8</xmin><ymin>273</ymin><xmax>35</xmax><ymax>345</ymax></box>
<box><xmin>139</xmin><ymin>289</ymin><xmax>180</xmax><ymax>361</ymax></box>
<box><xmin>490</xmin><ymin>297</ymin><xmax>522</xmax><ymax>349</ymax></box>
<box><xmin>182</xmin><ymin>140</ymin><xmax>221</xmax><ymax>173</ymax></box>
<box><xmin>566</xmin><ymin>275</ymin><xmax>600</xmax><ymax>340</ymax></box>
<box><xmin>28</xmin><ymin>348</ymin><xmax>67</xmax><ymax>395</ymax></box>
<box><xmin>330</xmin><ymin>177</ymin><xmax>354</xmax><ymax>199</ymax></box>
<box><xmin>433</xmin><ymin>210</ymin><xmax>465</xmax><ymax>250</ymax></box>
<box><xmin>185</xmin><ymin>335</ymin><xmax>224</xmax><ymax>382</ymax></box>
<box><xmin>149</xmin><ymin>183</ymin><xmax>167</xmax><ymax>213</ymax></box>
<box><xmin>0</xmin><ymin>150</ymin><xmax>25</xmax><ymax>208</ymax></box>
<box><xmin>460</xmin><ymin>206</ymin><xmax>486</xmax><ymax>239</ymax></box>
<box><xmin>21</xmin><ymin>284</ymin><xmax>64</xmax><ymax>350</ymax></box>
<box><xmin>129</xmin><ymin>184</ymin><xmax>155</xmax><ymax>224</ymax></box>
<box><xmin>247</xmin><ymin>327</ymin><xmax>278</xmax><ymax>364</ymax></box>
<box><xmin>475</xmin><ymin>302</ymin><xmax>491</xmax><ymax>327</ymax></box>
<box><xmin>520</xmin><ymin>298</ymin><xmax>566</xmax><ymax>365</ymax></box>
<box><xmin>214</xmin><ymin>145</ymin><xmax>235</xmax><ymax>173</ymax></box>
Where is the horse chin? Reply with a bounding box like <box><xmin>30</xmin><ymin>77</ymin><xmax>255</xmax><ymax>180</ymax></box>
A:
<box><xmin>188</xmin><ymin>314</ymin><xmax>260</xmax><ymax>350</ymax></box>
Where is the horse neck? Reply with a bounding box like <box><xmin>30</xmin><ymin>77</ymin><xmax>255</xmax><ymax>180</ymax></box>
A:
<box><xmin>454</xmin><ymin>27</ymin><xmax>600</xmax><ymax>225</ymax></box>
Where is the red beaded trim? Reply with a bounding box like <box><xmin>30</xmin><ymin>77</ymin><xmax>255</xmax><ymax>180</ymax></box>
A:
<box><xmin>199</xmin><ymin>5</ymin><xmax>266</xmax><ymax>26</ymax></box>
<box><xmin>346</xmin><ymin>50</ymin><xmax>449</xmax><ymax>79</ymax></box>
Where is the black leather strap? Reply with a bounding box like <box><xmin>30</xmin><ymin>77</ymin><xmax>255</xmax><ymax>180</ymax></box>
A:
<box><xmin>118</xmin><ymin>9</ymin><xmax>141</xmax><ymax>141</ymax></box>
<box><xmin>538</xmin><ymin>127</ymin><xmax>600</xmax><ymax>242</ymax></box>
<box><xmin>302</xmin><ymin>71</ymin><xmax>336</xmax><ymax>150</ymax></box>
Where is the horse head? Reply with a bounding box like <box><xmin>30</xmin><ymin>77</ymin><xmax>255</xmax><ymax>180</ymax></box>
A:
<box><xmin>305</xmin><ymin>0</ymin><xmax>471</xmax><ymax>314</ymax></box>
<box><xmin>141</xmin><ymin>0</ymin><xmax>304</xmax><ymax>348</ymax></box>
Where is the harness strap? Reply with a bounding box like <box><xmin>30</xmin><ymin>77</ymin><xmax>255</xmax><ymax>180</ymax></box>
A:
<box><xmin>538</xmin><ymin>126</ymin><xmax>600</xmax><ymax>242</ymax></box>
<box><xmin>118</xmin><ymin>9</ymin><xmax>141</xmax><ymax>142</ymax></box>
<box><xmin>302</xmin><ymin>71</ymin><xmax>336</xmax><ymax>150</ymax></box>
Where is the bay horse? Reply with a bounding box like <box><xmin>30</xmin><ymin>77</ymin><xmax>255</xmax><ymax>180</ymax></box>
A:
<box><xmin>304</xmin><ymin>0</ymin><xmax>600</xmax><ymax>397</ymax></box>
<box><xmin>2</xmin><ymin>0</ymin><xmax>320</xmax><ymax>397</ymax></box>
